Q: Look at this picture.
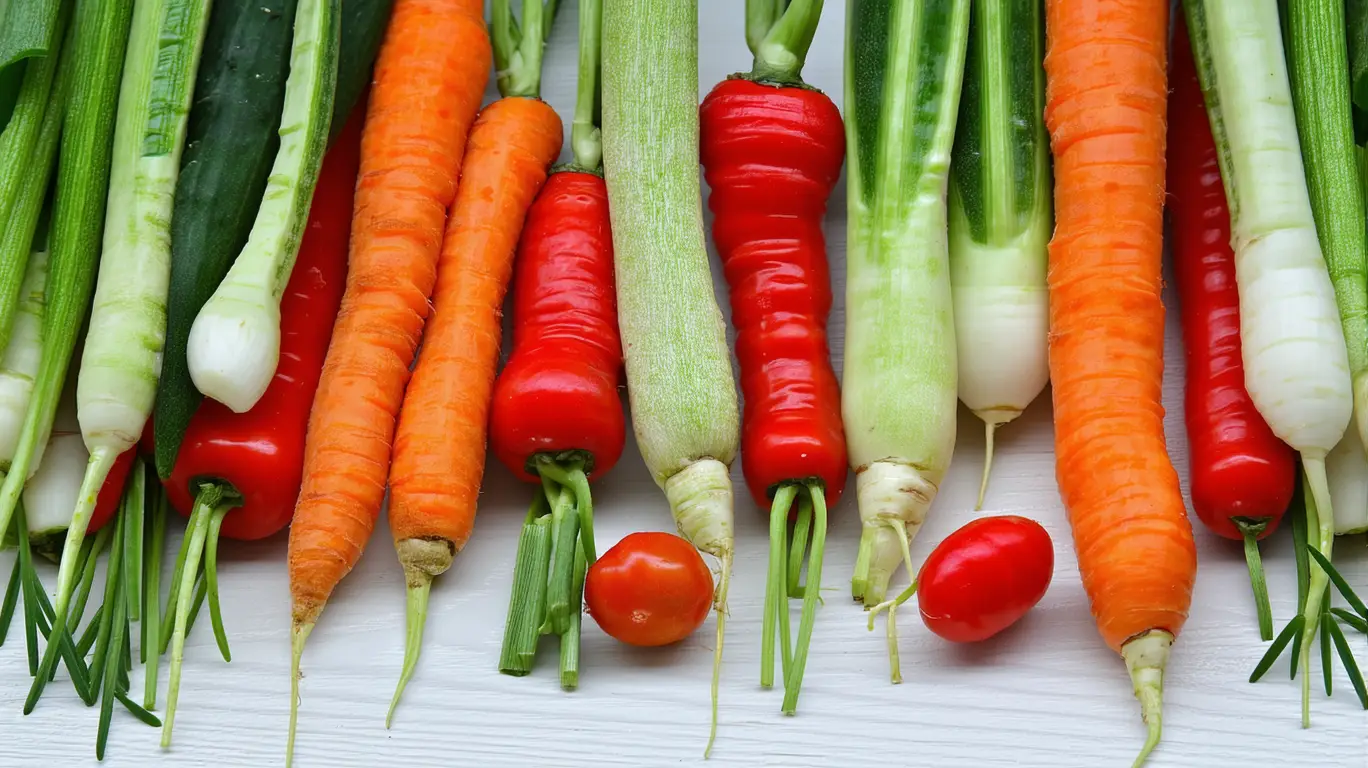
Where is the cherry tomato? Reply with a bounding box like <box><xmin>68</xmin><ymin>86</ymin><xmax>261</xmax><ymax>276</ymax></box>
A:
<box><xmin>916</xmin><ymin>515</ymin><xmax>1054</xmax><ymax>643</ymax></box>
<box><xmin>584</xmin><ymin>532</ymin><xmax>714</xmax><ymax>647</ymax></box>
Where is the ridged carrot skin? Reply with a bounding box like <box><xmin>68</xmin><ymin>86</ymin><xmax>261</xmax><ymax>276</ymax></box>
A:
<box><xmin>1043</xmin><ymin>0</ymin><xmax>1197</xmax><ymax>763</ymax></box>
<box><xmin>389</xmin><ymin>96</ymin><xmax>564</xmax><ymax>560</ymax></box>
<box><xmin>286</xmin><ymin>0</ymin><xmax>489</xmax><ymax>629</ymax></box>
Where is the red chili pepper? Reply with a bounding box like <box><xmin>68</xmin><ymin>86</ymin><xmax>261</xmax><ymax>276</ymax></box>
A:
<box><xmin>699</xmin><ymin>74</ymin><xmax>846</xmax><ymax>713</ymax></box>
<box><xmin>488</xmin><ymin>170</ymin><xmax>624</xmax><ymax>683</ymax></box>
<box><xmin>158</xmin><ymin>105</ymin><xmax>361</xmax><ymax>723</ymax></box>
<box><xmin>488</xmin><ymin>171</ymin><xmax>624</xmax><ymax>486</ymax></box>
<box><xmin>1169</xmin><ymin>19</ymin><xmax>1296</xmax><ymax>641</ymax></box>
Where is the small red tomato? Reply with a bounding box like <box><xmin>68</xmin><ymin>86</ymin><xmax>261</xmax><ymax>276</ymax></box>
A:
<box><xmin>585</xmin><ymin>531</ymin><xmax>714</xmax><ymax>647</ymax></box>
<box><xmin>916</xmin><ymin>515</ymin><xmax>1054</xmax><ymax>643</ymax></box>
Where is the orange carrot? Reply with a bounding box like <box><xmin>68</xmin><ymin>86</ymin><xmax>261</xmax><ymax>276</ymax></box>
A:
<box><xmin>284</xmin><ymin>0</ymin><xmax>489</xmax><ymax>762</ymax></box>
<box><xmin>384</xmin><ymin>95</ymin><xmax>563</xmax><ymax>722</ymax></box>
<box><xmin>1043</xmin><ymin>1</ymin><xmax>1197</xmax><ymax>765</ymax></box>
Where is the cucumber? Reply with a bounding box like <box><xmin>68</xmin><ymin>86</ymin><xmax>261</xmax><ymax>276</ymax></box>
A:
<box><xmin>153</xmin><ymin>0</ymin><xmax>298</xmax><ymax>479</ymax></box>
<box><xmin>331</xmin><ymin>0</ymin><xmax>392</xmax><ymax>142</ymax></box>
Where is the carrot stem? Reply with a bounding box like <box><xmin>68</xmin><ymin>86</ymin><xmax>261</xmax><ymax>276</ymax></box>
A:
<box><xmin>385</xmin><ymin>571</ymin><xmax>432</xmax><ymax>728</ymax></box>
<box><xmin>761</xmin><ymin>484</ymin><xmax>797</xmax><ymax>689</ymax></box>
<box><xmin>559</xmin><ymin>548</ymin><xmax>587</xmax><ymax>691</ymax></box>
<box><xmin>286</xmin><ymin>620</ymin><xmax>314</xmax><ymax>768</ymax></box>
<box><xmin>781</xmin><ymin>482</ymin><xmax>827</xmax><ymax>715</ymax></box>
<box><xmin>498</xmin><ymin>508</ymin><xmax>553</xmax><ymax>676</ymax></box>
<box><xmin>1234</xmin><ymin>518</ymin><xmax>1273</xmax><ymax>641</ymax></box>
<box><xmin>538</xmin><ymin>459</ymin><xmax>597</xmax><ymax>563</ymax></box>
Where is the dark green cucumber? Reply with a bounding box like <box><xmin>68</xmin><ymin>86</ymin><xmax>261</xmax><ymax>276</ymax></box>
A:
<box><xmin>331</xmin><ymin>0</ymin><xmax>392</xmax><ymax>142</ymax></box>
<box><xmin>1348</xmin><ymin>0</ymin><xmax>1368</xmax><ymax>141</ymax></box>
<box><xmin>154</xmin><ymin>0</ymin><xmax>299</xmax><ymax>479</ymax></box>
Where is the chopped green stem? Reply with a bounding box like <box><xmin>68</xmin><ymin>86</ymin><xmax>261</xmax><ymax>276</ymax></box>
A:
<box><xmin>867</xmin><ymin>578</ymin><xmax>919</xmax><ymax>684</ymax></box>
<box><xmin>751</xmin><ymin>0</ymin><xmax>823</xmax><ymax>84</ymax></box>
<box><xmin>571</xmin><ymin>0</ymin><xmax>602</xmax><ymax>171</ymax></box>
<box><xmin>787</xmin><ymin>493</ymin><xmax>811</xmax><ymax>598</ymax></box>
<box><xmin>123</xmin><ymin>458</ymin><xmax>145</xmax><ymax>622</ymax></box>
<box><xmin>142</xmin><ymin>485</ymin><xmax>166</xmax><ymax>708</ymax></box>
<box><xmin>781</xmin><ymin>483</ymin><xmax>827</xmax><ymax>714</ymax></box>
<box><xmin>543</xmin><ymin>482</ymin><xmax>580</xmax><ymax>635</ymax></box>
<box><xmin>559</xmin><ymin>548</ymin><xmax>587</xmax><ymax>691</ymax></box>
<box><xmin>492</xmin><ymin>0</ymin><xmax>552</xmax><ymax>98</ymax></box>
<box><xmin>498</xmin><ymin>511</ymin><xmax>553</xmax><ymax>676</ymax></box>
<box><xmin>162</xmin><ymin>483</ymin><xmax>239</xmax><ymax>748</ymax></box>
<box><xmin>385</xmin><ymin>571</ymin><xmax>432</xmax><ymax>728</ymax></box>
<box><xmin>761</xmin><ymin>484</ymin><xmax>797</xmax><ymax>689</ymax></box>
<box><xmin>746</xmin><ymin>0</ymin><xmax>785</xmax><ymax>55</ymax></box>
<box><xmin>536</xmin><ymin>457</ymin><xmax>596</xmax><ymax>562</ymax></box>
<box><xmin>205</xmin><ymin>504</ymin><xmax>231</xmax><ymax>661</ymax></box>
<box><xmin>1234</xmin><ymin>518</ymin><xmax>1273</xmax><ymax>640</ymax></box>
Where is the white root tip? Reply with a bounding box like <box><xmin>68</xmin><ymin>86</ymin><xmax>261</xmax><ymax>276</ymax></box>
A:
<box><xmin>853</xmin><ymin>462</ymin><xmax>936</xmax><ymax>604</ymax></box>
<box><xmin>186</xmin><ymin>298</ymin><xmax>280</xmax><ymax>414</ymax></box>
<box><xmin>665</xmin><ymin>458</ymin><xmax>733</xmax><ymax>561</ymax></box>
<box><xmin>1122</xmin><ymin>630</ymin><xmax>1171</xmax><ymax>768</ymax></box>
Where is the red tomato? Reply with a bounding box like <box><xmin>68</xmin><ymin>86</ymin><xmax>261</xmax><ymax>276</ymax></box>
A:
<box><xmin>916</xmin><ymin>515</ymin><xmax>1054</xmax><ymax>643</ymax></box>
<box><xmin>584</xmin><ymin>532</ymin><xmax>714</xmax><ymax>647</ymax></box>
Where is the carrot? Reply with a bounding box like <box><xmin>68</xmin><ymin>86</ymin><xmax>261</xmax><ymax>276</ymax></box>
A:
<box><xmin>385</xmin><ymin>0</ymin><xmax>564</xmax><ymax>724</ymax></box>
<box><xmin>284</xmin><ymin>0</ymin><xmax>489</xmax><ymax>762</ymax></box>
<box><xmin>1042</xmin><ymin>1</ymin><xmax>1197</xmax><ymax>766</ymax></box>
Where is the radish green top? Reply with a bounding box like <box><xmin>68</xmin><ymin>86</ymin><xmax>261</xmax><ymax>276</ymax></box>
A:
<box><xmin>186</xmin><ymin>0</ymin><xmax>340</xmax><ymax>414</ymax></box>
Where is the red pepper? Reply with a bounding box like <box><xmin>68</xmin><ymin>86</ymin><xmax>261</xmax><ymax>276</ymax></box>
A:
<box><xmin>487</xmin><ymin>169</ymin><xmax>624</xmax><ymax>683</ymax></box>
<box><xmin>699</xmin><ymin>73</ymin><xmax>846</xmax><ymax>714</ymax></box>
<box><xmin>488</xmin><ymin>171</ymin><xmax>624</xmax><ymax>485</ymax></box>
<box><xmin>1169</xmin><ymin>19</ymin><xmax>1295</xmax><ymax>638</ymax></box>
<box><xmin>86</xmin><ymin>447</ymin><xmax>136</xmax><ymax>534</ymax></box>
<box><xmin>700</xmin><ymin>78</ymin><xmax>847</xmax><ymax>511</ymax></box>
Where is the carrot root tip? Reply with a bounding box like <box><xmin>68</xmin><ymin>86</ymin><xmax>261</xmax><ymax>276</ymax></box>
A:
<box><xmin>852</xmin><ymin>462</ymin><xmax>933</xmax><ymax>604</ymax></box>
<box><xmin>973</xmin><ymin>414</ymin><xmax>1015</xmax><ymax>511</ymax></box>
<box><xmin>386</xmin><ymin>572</ymin><xmax>434</xmax><ymax>729</ymax></box>
<box><xmin>1122</xmin><ymin>630</ymin><xmax>1171</xmax><ymax>768</ymax></box>
<box><xmin>665</xmin><ymin>459</ymin><xmax>735</xmax><ymax>564</ymax></box>
<box><xmin>287</xmin><ymin>621</ymin><xmax>315</xmax><ymax>768</ymax></box>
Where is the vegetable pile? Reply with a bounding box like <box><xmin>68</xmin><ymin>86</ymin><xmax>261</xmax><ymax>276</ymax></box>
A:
<box><xmin>4</xmin><ymin>0</ymin><xmax>1368</xmax><ymax>766</ymax></box>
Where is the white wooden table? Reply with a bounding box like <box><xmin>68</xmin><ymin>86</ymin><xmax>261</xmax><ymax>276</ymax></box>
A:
<box><xmin>3</xmin><ymin>2</ymin><xmax>1366</xmax><ymax>766</ymax></box>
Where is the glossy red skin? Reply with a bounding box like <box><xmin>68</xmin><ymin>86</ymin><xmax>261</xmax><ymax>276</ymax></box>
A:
<box><xmin>164</xmin><ymin>107</ymin><xmax>360</xmax><ymax>540</ymax></box>
<box><xmin>584</xmin><ymin>531</ymin><xmax>714</xmax><ymax>647</ymax></box>
<box><xmin>917</xmin><ymin>515</ymin><xmax>1054</xmax><ymax>643</ymax></box>
<box><xmin>699</xmin><ymin>78</ymin><xmax>848</xmax><ymax>510</ymax></box>
<box><xmin>489</xmin><ymin>171</ymin><xmax>624</xmax><ymax>483</ymax></box>
<box><xmin>1168</xmin><ymin>21</ymin><xmax>1295</xmax><ymax>541</ymax></box>
<box><xmin>86</xmin><ymin>447</ymin><xmax>136</xmax><ymax>534</ymax></box>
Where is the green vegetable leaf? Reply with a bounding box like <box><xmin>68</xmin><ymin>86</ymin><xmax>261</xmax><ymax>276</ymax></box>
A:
<box><xmin>1251</xmin><ymin>615</ymin><xmax>1305</xmax><ymax>683</ymax></box>
<box><xmin>1307</xmin><ymin>546</ymin><xmax>1368</xmax><ymax>619</ymax></box>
